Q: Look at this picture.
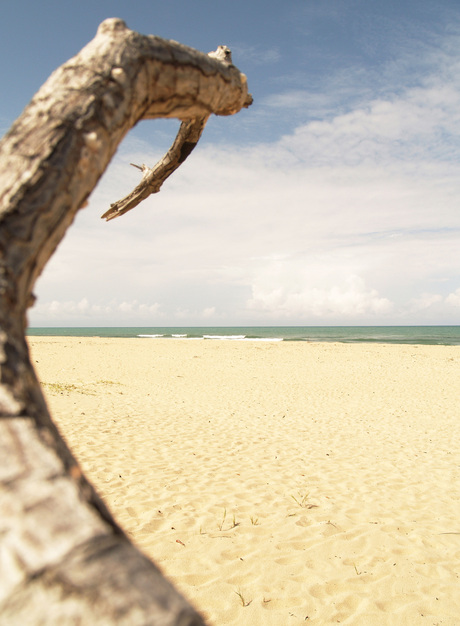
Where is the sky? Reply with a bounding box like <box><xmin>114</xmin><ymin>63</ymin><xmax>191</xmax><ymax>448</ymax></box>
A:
<box><xmin>2</xmin><ymin>0</ymin><xmax>460</xmax><ymax>327</ymax></box>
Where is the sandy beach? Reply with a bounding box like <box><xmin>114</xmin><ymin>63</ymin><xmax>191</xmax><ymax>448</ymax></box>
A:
<box><xmin>27</xmin><ymin>336</ymin><xmax>460</xmax><ymax>625</ymax></box>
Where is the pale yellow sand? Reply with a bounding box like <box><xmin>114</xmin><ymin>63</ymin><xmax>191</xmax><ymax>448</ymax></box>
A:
<box><xmin>28</xmin><ymin>337</ymin><xmax>460</xmax><ymax>625</ymax></box>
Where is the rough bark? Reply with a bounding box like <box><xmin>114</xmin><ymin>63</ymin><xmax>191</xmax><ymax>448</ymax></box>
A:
<box><xmin>101</xmin><ymin>116</ymin><xmax>209</xmax><ymax>220</ymax></box>
<box><xmin>0</xmin><ymin>18</ymin><xmax>251</xmax><ymax>625</ymax></box>
<box><xmin>102</xmin><ymin>44</ymin><xmax>239</xmax><ymax>221</ymax></box>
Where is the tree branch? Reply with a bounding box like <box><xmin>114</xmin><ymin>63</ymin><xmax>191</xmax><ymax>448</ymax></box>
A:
<box><xmin>102</xmin><ymin>45</ymin><xmax>251</xmax><ymax>221</ymax></box>
<box><xmin>101</xmin><ymin>116</ymin><xmax>208</xmax><ymax>220</ymax></box>
<box><xmin>0</xmin><ymin>18</ymin><xmax>251</xmax><ymax>625</ymax></box>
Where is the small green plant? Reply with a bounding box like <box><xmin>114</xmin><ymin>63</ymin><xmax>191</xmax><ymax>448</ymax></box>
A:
<box><xmin>291</xmin><ymin>491</ymin><xmax>310</xmax><ymax>508</ymax></box>
<box><xmin>291</xmin><ymin>490</ymin><xmax>318</xmax><ymax>509</ymax></box>
<box><xmin>235</xmin><ymin>588</ymin><xmax>252</xmax><ymax>607</ymax></box>
<box><xmin>42</xmin><ymin>381</ymin><xmax>99</xmax><ymax>396</ymax></box>
<box><xmin>231</xmin><ymin>513</ymin><xmax>240</xmax><ymax>529</ymax></box>
<box><xmin>250</xmin><ymin>516</ymin><xmax>259</xmax><ymax>526</ymax></box>
<box><xmin>353</xmin><ymin>562</ymin><xmax>361</xmax><ymax>576</ymax></box>
<box><xmin>42</xmin><ymin>382</ymin><xmax>78</xmax><ymax>394</ymax></box>
<box><xmin>218</xmin><ymin>508</ymin><xmax>227</xmax><ymax>531</ymax></box>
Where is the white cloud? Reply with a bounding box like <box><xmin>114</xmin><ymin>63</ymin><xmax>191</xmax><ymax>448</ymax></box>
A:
<box><xmin>279</xmin><ymin>81</ymin><xmax>460</xmax><ymax>168</ymax></box>
<box><xmin>202</xmin><ymin>306</ymin><xmax>216</xmax><ymax>318</ymax></box>
<box><xmin>247</xmin><ymin>262</ymin><xmax>393</xmax><ymax>320</ymax></box>
<box><xmin>408</xmin><ymin>293</ymin><xmax>444</xmax><ymax>312</ymax></box>
<box><xmin>446</xmin><ymin>288</ymin><xmax>460</xmax><ymax>307</ymax></box>
<box><xmin>28</xmin><ymin>25</ymin><xmax>460</xmax><ymax>326</ymax></box>
<box><xmin>30</xmin><ymin>298</ymin><xmax>164</xmax><ymax>325</ymax></box>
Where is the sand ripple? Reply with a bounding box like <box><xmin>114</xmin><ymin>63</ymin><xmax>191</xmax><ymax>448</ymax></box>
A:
<box><xmin>29</xmin><ymin>338</ymin><xmax>460</xmax><ymax>625</ymax></box>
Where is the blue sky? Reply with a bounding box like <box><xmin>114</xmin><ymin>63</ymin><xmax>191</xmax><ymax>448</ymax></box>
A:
<box><xmin>2</xmin><ymin>0</ymin><xmax>460</xmax><ymax>326</ymax></box>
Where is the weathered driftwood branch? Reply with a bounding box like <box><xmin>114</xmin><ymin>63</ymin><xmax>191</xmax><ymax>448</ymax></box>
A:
<box><xmin>101</xmin><ymin>116</ymin><xmax>208</xmax><ymax>220</ymax></box>
<box><xmin>102</xmin><ymin>45</ymin><xmax>244</xmax><ymax>221</ymax></box>
<box><xmin>0</xmin><ymin>18</ymin><xmax>251</xmax><ymax>625</ymax></box>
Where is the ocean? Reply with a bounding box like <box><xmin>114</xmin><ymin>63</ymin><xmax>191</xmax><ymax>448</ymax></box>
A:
<box><xmin>26</xmin><ymin>326</ymin><xmax>460</xmax><ymax>345</ymax></box>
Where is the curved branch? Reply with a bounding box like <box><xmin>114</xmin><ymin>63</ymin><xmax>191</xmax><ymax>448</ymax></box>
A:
<box><xmin>0</xmin><ymin>18</ymin><xmax>251</xmax><ymax>625</ymax></box>
<box><xmin>101</xmin><ymin>116</ymin><xmax>208</xmax><ymax>220</ymax></box>
<box><xmin>102</xmin><ymin>45</ymin><xmax>252</xmax><ymax>221</ymax></box>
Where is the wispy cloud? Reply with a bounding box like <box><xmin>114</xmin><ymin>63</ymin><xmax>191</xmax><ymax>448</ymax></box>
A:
<box><xmin>29</xmin><ymin>18</ymin><xmax>460</xmax><ymax>326</ymax></box>
<box><xmin>231</xmin><ymin>43</ymin><xmax>281</xmax><ymax>66</ymax></box>
<box><xmin>31</xmin><ymin>297</ymin><xmax>162</xmax><ymax>323</ymax></box>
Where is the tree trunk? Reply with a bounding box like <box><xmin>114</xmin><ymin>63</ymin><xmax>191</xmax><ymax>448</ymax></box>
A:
<box><xmin>0</xmin><ymin>18</ymin><xmax>251</xmax><ymax>625</ymax></box>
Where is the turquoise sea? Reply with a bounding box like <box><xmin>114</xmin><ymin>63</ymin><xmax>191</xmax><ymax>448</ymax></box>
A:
<box><xmin>26</xmin><ymin>326</ymin><xmax>460</xmax><ymax>345</ymax></box>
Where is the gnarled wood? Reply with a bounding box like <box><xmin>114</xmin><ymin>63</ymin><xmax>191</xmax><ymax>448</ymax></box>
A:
<box><xmin>102</xmin><ymin>44</ymin><xmax>249</xmax><ymax>221</ymax></box>
<box><xmin>0</xmin><ymin>18</ymin><xmax>251</xmax><ymax>625</ymax></box>
<box><xmin>101</xmin><ymin>116</ymin><xmax>208</xmax><ymax>220</ymax></box>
